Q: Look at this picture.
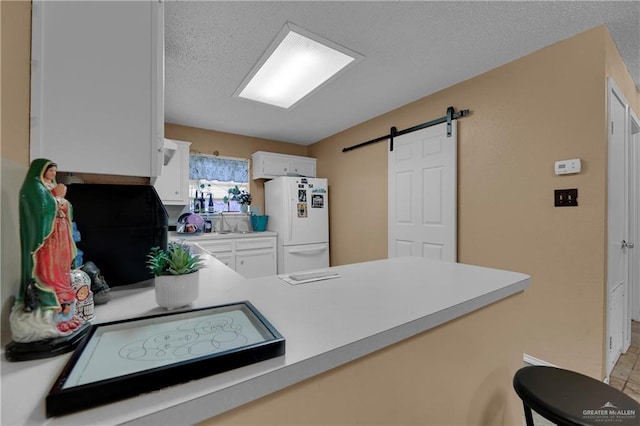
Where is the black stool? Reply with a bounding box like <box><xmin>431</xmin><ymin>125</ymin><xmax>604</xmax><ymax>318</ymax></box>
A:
<box><xmin>513</xmin><ymin>366</ymin><xmax>640</xmax><ymax>426</ymax></box>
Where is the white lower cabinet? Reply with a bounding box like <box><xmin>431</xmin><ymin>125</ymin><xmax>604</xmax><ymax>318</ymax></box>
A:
<box><xmin>212</xmin><ymin>253</ymin><xmax>236</xmax><ymax>270</ymax></box>
<box><xmin>236</xmin><ymin>250</ymin><xmax>276</xmax><ymax>278</ymax></box>
<box><xmin>187</xmin><ymin>235</ymin><xmax>276</xmax><ymax>278</ymax></box>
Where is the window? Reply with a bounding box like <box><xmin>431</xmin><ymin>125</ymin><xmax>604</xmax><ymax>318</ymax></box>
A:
<box><xmin>189</xmin><ymin>154</ymin><xmax>249</xmax><ymax>212</ymax></box>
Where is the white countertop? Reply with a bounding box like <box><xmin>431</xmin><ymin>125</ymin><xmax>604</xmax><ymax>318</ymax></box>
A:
<box><xmin>1</xmin><ymin>256</ymin><xmax>529</xmax><ymax>425</ymax></box>
<box><xmin>169</xmin><ymin>230</ymin><xmax>277</xmax><ymax>241</ymax></box>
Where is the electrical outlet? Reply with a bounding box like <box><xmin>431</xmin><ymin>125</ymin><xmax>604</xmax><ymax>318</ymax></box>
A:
<box><xmin>554</xmin><ymin>189</ymin><xmax>578</xmax><ymax>207</ymax></box>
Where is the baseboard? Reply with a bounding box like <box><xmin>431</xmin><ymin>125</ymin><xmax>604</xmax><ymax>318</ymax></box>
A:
<box><xmin>522</xmin><ymin>353</ymin><xmax>558</xmax><ymax>367</ymax></box>
<box><xmin>522</xmin><ymin>353</ymin><xmax>610</xmax><ymax>384</ymax></box>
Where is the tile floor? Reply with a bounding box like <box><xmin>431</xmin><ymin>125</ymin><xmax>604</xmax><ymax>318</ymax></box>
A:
<box><xmin>609</xmin><ymin>320</ymin><xmax>640</xmax><ymax>403</ymax></box>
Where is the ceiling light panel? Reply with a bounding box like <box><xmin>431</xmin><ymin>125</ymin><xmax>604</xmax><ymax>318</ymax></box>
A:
<box><xmin>235</xmin><ymin>23</ymin><xmax>363</xmax><ymax>109</ymax></box>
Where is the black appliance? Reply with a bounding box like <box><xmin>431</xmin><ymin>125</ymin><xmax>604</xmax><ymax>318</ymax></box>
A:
<box><xmin>66</xmin><ymin>184</ymin><xmax>168</xmax><ymax>287</ymax></box>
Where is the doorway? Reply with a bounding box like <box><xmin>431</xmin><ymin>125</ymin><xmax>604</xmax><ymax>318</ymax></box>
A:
<box><xmin>606</xmin><ymin>78</ymin><xmax>637</xmax><ymax>376</ymax></box>
<box><xmin>629</xmin><ymin>111</ymin><xmax>640</xmax><ymax>323</ymax></box>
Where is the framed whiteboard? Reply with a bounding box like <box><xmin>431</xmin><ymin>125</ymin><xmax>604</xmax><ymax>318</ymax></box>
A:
<box><xmin>46</xmin><ymin>301</ymin><xmax>285</xmax><ymax>417</ymax></box>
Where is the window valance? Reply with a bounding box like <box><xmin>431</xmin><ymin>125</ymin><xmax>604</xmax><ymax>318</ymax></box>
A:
<box><xmin>189</xmin><ymin>155</ymin><xmax>249</xmax><ymax>182</ymax></box>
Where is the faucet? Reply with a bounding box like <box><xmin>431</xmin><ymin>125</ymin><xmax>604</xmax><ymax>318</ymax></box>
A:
<box><xmin>217</xmin><ymin>211</ymin><xmax>229</xmax><ymax>233</ymax></box>
<box><xmin>217</xmin><ymin>211</ymin><xmax>225</xmax><ymax>233</ymax></box>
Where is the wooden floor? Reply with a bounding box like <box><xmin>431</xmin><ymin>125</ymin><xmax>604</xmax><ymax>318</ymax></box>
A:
<box><xmin>609</xmin><ymin>320</ymin><xmax>640</xmax><ymax>403</ymax></box>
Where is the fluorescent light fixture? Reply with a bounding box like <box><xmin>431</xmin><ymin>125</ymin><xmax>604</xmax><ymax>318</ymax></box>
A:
<box><xmin>235</xmin><ymin>23</ymin><xmax>363</xmax><ymax>109</ymax></box>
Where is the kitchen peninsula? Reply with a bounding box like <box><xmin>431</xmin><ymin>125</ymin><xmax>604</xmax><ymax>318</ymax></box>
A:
<box><xmin>1</xmin><ymin>256</ymin><xmax>529</xmax><ymax>425</ymax></box>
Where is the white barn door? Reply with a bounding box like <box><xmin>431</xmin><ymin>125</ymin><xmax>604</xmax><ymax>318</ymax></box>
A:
<box><xmin>388</xmin><ymin>121</ymin><xmax>457</xmax><ymax>261</ymax></box>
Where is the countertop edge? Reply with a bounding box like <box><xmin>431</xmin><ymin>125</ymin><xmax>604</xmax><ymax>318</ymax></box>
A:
<box><xmin>122</xmin><ymin>274</ymin><xmax>530</xmax><ymax>425</ymax></box>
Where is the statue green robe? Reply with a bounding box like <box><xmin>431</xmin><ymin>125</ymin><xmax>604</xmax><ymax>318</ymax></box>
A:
<box><xmin>18</xmin><ymin>158</ymin><xmax>77</xmax><ymax>310</ymax></box>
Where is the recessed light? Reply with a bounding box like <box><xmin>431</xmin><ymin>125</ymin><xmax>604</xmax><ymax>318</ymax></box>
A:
<box><xmin>235</xmin><ymin>23</ymin><xmax>363</xmax><ymax>109</ymax></box>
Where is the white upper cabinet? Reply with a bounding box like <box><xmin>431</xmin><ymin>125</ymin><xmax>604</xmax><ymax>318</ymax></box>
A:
<box><xmin>30</xmin><ymin>1</ymin><xmax>164</xmax><ymax>177</ymax></box>
<box><xmin>252</xmin><ymin>151</ymin><xmax>317</xmax><ymax>180</ymax></box>
<box><xmin>154</xmin><ymin>139</ymin><xmax>191</xmax><ymax>205</ymax></box>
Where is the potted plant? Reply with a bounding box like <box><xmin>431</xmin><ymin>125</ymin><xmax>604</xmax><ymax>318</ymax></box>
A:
<box><xmin>224</xmin><ymin>186</ymin><xmax>251</xmax><ymax>212</ymax></box>
<box><xmin>146</xmin><ymin>241</ymin><xmax>204</xmax><ymax>310</ymax></box>
<box><xmin>237</xmin><ymin>190</ymin><xmax>252</xmax><ymax>213</ymax></box>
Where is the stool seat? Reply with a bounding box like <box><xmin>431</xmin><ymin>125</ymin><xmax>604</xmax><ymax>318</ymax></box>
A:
<box><xmin>513</xmin><ymin>366</ymin><xmax>640</xmax><ymax>426</ymax></box>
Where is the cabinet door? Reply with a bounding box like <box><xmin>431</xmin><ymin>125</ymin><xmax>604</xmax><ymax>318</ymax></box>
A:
<box><xmin>154</xmin><ymin>140</ymin><xmax>191</xmax><ymax>205</ymax></box>
<box><xmin>291</xmin><ymin>158</ymin><xmax>316</xmax><ymax>177</ymax></box>
<box><xmin>196</xmin><ymin>240</ymin><xmax>235</xmax><ymax>270</ymax></box>
<box><xmin>30</xmin><ymin>1</ymin><xmax>164</xmax><ymax>177</ymax></box>
<box><xmin>236</xmin><ymin>250</ymin><xmax>276</xmax><ymax>278</ymax></box>
<box><xmin>261</xmin><ymin>155</ymin><xmax>290</xmax><ymax>177</ymax></box>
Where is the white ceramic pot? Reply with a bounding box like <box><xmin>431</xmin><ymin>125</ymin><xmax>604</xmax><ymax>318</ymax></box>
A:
<box><xmin>154</xmin><ymin>271</ymin><xmax>200</xmax><ymax>310</ymax></box>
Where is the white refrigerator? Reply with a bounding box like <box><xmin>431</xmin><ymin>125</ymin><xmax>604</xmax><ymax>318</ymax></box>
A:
<box><xmin>265</xmin><ymin>176</ymin><xmax>329</xmax><ymax>274</ymax></box>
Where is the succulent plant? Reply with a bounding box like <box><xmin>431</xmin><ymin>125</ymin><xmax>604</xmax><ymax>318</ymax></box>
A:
<box><xmin>146</xmin><ymin>241</ymin><xmax>203</xmax><ymax>276</ymax></box>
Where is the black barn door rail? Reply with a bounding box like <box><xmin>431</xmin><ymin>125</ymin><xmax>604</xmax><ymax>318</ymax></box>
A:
<box><xmin>342</xmin><ymin>106</ymin><xmax>470</xmax><ymax>152</ymax></box>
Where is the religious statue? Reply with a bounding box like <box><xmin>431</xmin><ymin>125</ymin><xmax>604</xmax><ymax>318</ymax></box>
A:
<box><xmin>6</xmin><ymin>159</ymin><xmax>90</xmax><ymax>361</ymax></box>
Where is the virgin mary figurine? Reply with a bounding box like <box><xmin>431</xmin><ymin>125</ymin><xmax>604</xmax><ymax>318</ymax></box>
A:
<box><xmin>7</xmin><ymin>159</ymin><xmax>88</xmax><ymax>361</ymax></box>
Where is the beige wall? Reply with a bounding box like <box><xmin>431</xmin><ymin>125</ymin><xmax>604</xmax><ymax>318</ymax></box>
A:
<box><xmin>3</xmin><ymin>5</ymin><xmax>640</xmax><ymax>424</ymax></box>
<box><xmin>1</xmin><ymin>1</ymin><xmax>30</xmax><ymax>165</ymax></box>
<box><xmin>201</xmin><ymin>26</ymin><xmax>639</xmax><ymax>425</ymax></box>
<box><xmin>165</xmin><ymin>123</ymin><xmax>310</xmax><ymax>214</ymax></box>
<box><xmin>309</xmin><ymin>25</ymin><xmax>640</xmax><ymax>379</ymax></box>
<box><xmin>1</xmin><ymin>0</ymin><xmax>32</xmax><ymax>345</ymax></box>
<box><xmin>313</xmin><ymin>25</ymin><xmax>610</xmax><ymax>378</ymax></box>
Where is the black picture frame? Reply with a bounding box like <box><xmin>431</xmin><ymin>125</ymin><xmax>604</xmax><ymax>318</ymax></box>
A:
<box><xmin>46</xmin><ymin>301</ymin><xmax>285</xmax><ymax>418</ymax></box>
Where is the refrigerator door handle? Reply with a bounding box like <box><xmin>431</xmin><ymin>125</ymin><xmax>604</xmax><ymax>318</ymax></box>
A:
<box><xmin>287</xmin><ymin>182</ymin><xmax>293</xmax><ymax>243</ymax></box>
<box><xmin>288</xmin><ymin>246</ymin><xmax>328</xmax><ymax>255</ymax></box>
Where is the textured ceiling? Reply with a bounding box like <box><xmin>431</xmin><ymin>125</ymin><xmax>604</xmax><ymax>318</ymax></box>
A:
<box><xmin>165</xmin><ymin>1</ymin><xmax>640</xmax><ymax>145</ymax></box>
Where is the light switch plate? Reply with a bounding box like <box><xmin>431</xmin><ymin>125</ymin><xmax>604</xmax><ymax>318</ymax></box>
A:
<box><xmin>555</xmin><ymin>188</ymin><xmax>578</xmax><ymax>207</ymax></box>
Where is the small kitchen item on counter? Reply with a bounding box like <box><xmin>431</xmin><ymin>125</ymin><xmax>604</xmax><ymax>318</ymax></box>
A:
<box><xmin>154</xmin><ymin>272</ymin><xmax>200</xmax><ymax>310</ymax></box>
<box><xmin>80</xmin><ymin>261</ymin><xmax>111</xmax><ymax>305</ymax></box>
<box><xmin>208</xmin><ymin>193</ymin><xmax>214</xmax><ymax>213</ymax></box>
<box><xmin>250</xmin><ymin>214</ymin><xmax>269</xmax><ymax>232</ymax></box>
<box><xmin>146</xmin><ymin>241</ymin><xmax>204</xmax><ymax>310</ymax></box>
<box><xmin>176</xmin><ymin>212</ymin><xmax>204</xmax><ymax>234</ymax></box>
<box><xmin>193</xmin><ymin>191</ymin><xmax>199</xmax><ymax>212</ymax></box>
<box><xmin>193</xmin><ymin>190</ymin><xmax>207</xmax><ymax>213</ymax></box>
<box><xmin>70</xmin><ymin>269</ymin><xmax>95</xmax><ymax>322</ymax></box>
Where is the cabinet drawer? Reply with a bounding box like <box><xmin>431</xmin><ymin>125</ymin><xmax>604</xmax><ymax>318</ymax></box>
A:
<box><xmin>197</xmin><ymin>240</ymin><xmax>233</xmax><ymax>253</ymax></box>
<box><xmin>211</xmin><ymin>253</ymin><xmax>235</xmax><ymax>270</ymax></box>
<box><xmin>236</xmin><ymin>237</ymin><xmax>275</xmax><ymax>251</ymax></box>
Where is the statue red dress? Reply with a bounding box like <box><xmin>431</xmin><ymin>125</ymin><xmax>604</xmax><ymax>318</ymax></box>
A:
<box><xmin>7</xmin><ymin>159</ymin><xmax>89</xmax><ymax>361</ymax></box>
